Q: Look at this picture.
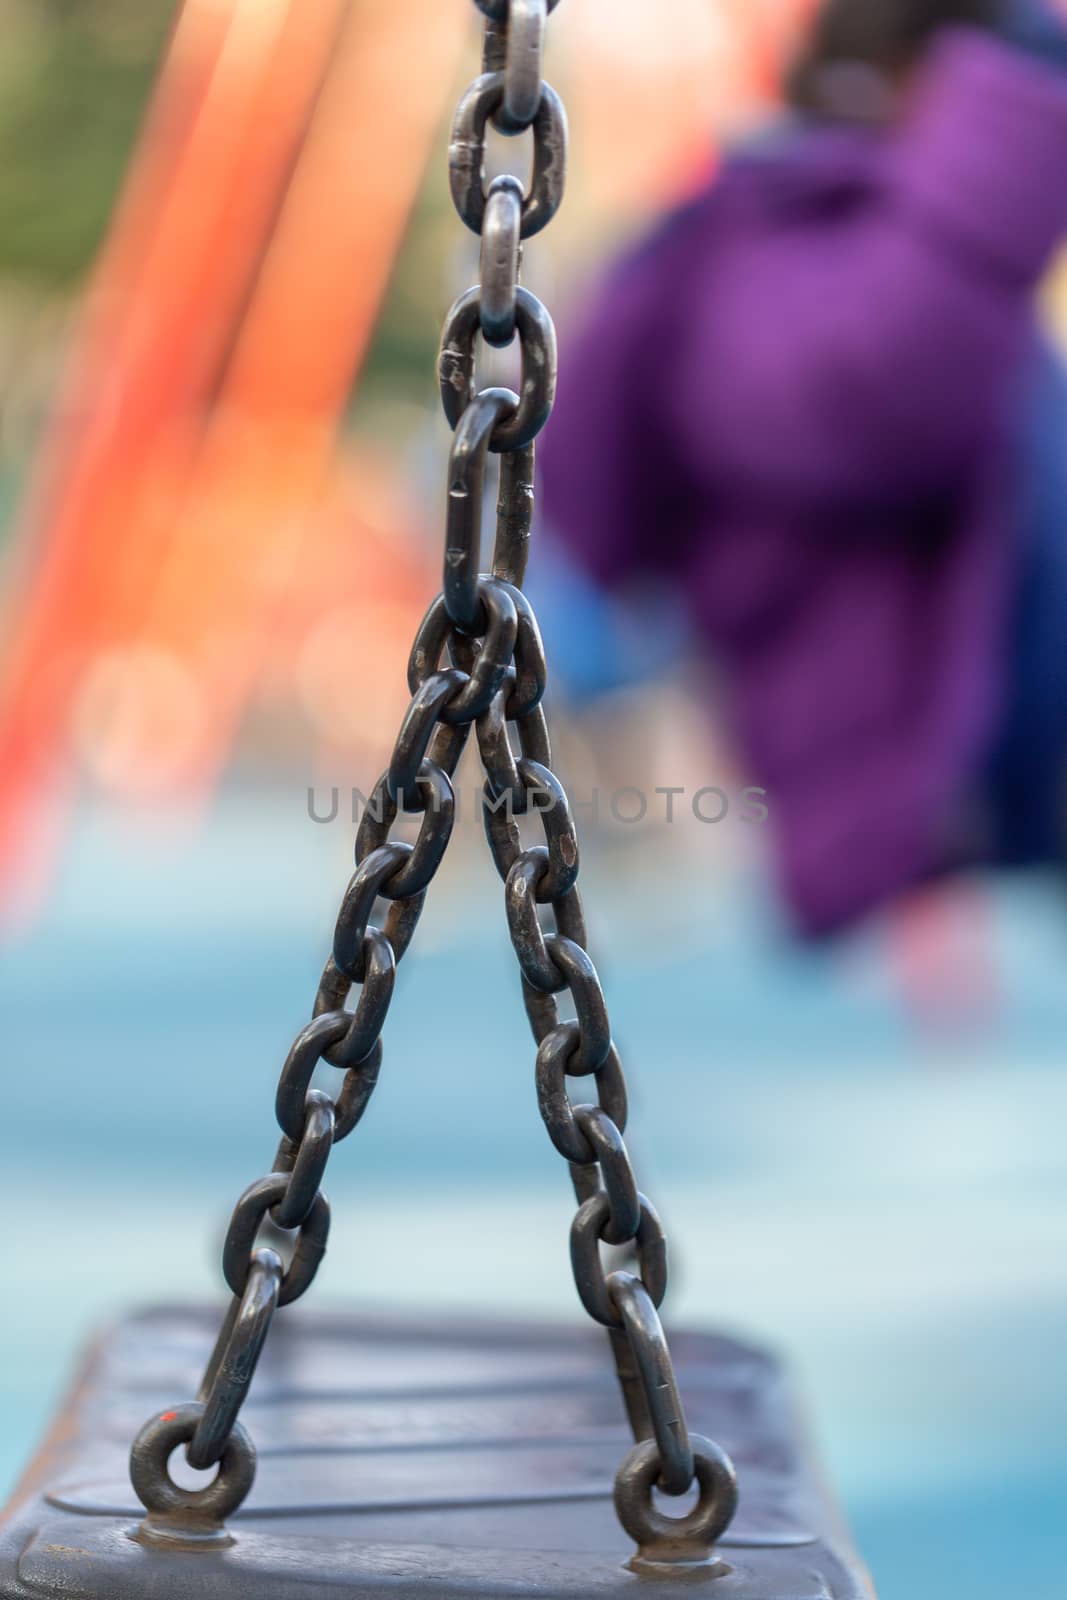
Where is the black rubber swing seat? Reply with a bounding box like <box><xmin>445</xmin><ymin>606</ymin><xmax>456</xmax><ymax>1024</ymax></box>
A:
<box><xmin>0</xmin><ymin>1306</ymin><xmax>875</xmax><ymax>1599</ymax></box>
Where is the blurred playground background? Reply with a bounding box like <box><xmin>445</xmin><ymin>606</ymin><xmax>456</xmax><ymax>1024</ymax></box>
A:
<box><xmin>0</xmin><ymin>4</ymin><xmax>1065</xmax><ymax>1598</ymax></box>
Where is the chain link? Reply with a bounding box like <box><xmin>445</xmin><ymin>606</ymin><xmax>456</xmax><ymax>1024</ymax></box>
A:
<box><xmin>128</xmin><ymin>0</ymin><xmax>736</xmax><ymax>1563</ymax></box>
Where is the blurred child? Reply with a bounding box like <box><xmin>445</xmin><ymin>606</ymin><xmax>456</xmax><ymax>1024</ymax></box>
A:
<box><xmin>541</xmin><ymin>0</ymin><xmax>1067</xmax><ymax>940</ymax></box>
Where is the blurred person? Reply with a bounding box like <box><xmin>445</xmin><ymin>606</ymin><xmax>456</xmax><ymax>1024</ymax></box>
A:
<box><xmin>541</xmin><ymin>0</ymin><xmax>1067</xmax><ymax>941</ymax></box>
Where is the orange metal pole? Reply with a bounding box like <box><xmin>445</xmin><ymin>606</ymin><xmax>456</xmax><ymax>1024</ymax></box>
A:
<box><xmin>110</xmin><ymin>0</ymin><xmax>467</xmax><ymax>796</ymax></box>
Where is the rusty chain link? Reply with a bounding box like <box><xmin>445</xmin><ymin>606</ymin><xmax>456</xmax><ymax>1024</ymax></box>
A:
<box><xmin>129</xmin><ymin>0</ymin><xmax>737</xmax><ymax>1564</ymax></box>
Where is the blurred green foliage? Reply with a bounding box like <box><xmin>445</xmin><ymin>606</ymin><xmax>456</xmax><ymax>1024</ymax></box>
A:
<box><xmin>0</xmin><ymin>0</ymin><xmax>171</xmax><ymax>287</ymax></box>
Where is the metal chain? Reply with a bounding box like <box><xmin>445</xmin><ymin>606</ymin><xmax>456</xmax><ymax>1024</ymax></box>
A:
<box><xmin>128</xmin><ymin>0</ymin><xmax>737</xmax><ymax>1566</ymax></box>
<box><xmin>130</xmin><ymin>730</ymin><xmax>476</xmax><ymax>1537</ymax></box>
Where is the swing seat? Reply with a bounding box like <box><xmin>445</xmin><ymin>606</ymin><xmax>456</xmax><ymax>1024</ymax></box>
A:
<box><xmin>0</xmin><ymin>1306</ymin><xmax>875</xmax><ymax>1599</ymax></box>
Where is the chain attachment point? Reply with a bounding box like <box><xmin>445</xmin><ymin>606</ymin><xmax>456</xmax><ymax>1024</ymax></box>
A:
<box><xmin>614</xmin><ymin>1433</ymin><xmax>739</xmax><ymax>1568</ymax></box>
<box><xmin>130</xmin><ymin>1404</ymin><xmax>256</xmax><ymax>1544</ymax></box>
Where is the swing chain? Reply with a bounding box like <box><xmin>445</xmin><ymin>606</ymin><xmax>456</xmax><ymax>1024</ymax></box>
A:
<box><xmin>128</xmin><ymin>0</ymin><xmax>737</xmax><ymax>1563</ymax></box>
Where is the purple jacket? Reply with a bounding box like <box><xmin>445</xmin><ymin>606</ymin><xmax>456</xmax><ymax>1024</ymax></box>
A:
<box><xmin>541</xmin><ymin>30</ymin><xmax>1067</xmax><ymax>937</ymax></box>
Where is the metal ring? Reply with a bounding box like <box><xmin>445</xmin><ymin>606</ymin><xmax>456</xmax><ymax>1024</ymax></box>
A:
<box><xmin>408</xmin><ymin>580</ymin><xmax>519</xmax><ymax>724</ymax></box>
<box><xmin>276</xmin><ymin>992</ymin><xmax>387</xmax><ymax>1141</ymax></box>
<box><xmin>339</xmin><ymin>892</ymin><xmax>425</xmax><ymax>983</ymax></box>
<box><xmin>277</xmin><ymin>1004</ymin><xmax>383</xmax><ymax>1144</ymax></box>
<box><xmin>445</xmin><ymin>390</ymin><xmax>516</xmax><ymax>631</ymax></box>
<box><xmin>322</xmin><ymin>921</ymin><xmax>395</xmax><ymax>1048</ymax></box>
<box><xmin>479</xmin><ymin>693</ymin><xmax>551</xmax><ymax>808</ymax></box>
<box><xmin>535</xmin><ymin>1022</ymin><xmax>628</xmax><ymax>1163</ymax></box>
<box><xmin>447</xmin><ymin>579</ymin><xmax>520</xmax><ymax>716</ymax></box>
<box><xmin>497</xmin><ymin>0</ymin><xmax>546</xmax><ymax>131</ymax></box>
<box><xmin>449</xmin><ymin>73</ymin><xmax>566</xmax><ymax>239</ymax></box>
<box><xmin>328</xmin><ymin>925</ymin><xmax>395</xmax><ymax>1042</ymax></box>
<box><xmin>331</xmin><ymin>846</ymin><xmax>411</xmax><ymax>980</ymax></box>
<box><xmin>521</xmin><ymin>934</ymin><xmax>611</xmax><ymax>1071</ymax></box>
<box><xmin>187</xmin><ymin>1249</ymin><xmax>282</xmax><ymax>1470</ymax></box>
<box><xmin>130</xmin><ymin>1403</ymin><xmax>256</xmax><ymax>1525</ymax></box>
<box><xmin>223</xmin><ymin>1175</ymin><xmax>329</xmax><ymax>1307</ymax></box>
<box><xmin>388</xmin><ymin>669</ymin><xmax>471</xmax><ymax>800</ymax></box>
<box><xmin>315</xmin><ymin>947</ymin><xmax>385</xmax><ymax>1049</ymax></box>
<box><xmin>569</xmin><ymin>1189</ymin><xmax>666</xmax><ymax>1327</ymax></box>
<box><xmin>480</xmin><ymin>178</ymin><xmax>523</xmax><ymax>344</ymax></box>
<box><xmin>483</xmin><ymin>757</ymin><xmax>578</xmax><ymax>899</ymax></box>
<box><xmin>356</xmin><ymin>763</ymin><xmax>455</xmax><ymax>901</ymax></box>
<box><xmin>573</xmin><ymin>1108</ymin><xmax>640</xmax><ymax>1245</ymax></box>
<box><xmin>614</xmin><ymin>1433</ymin><xmax>738</xmax><ymax>1557</ymax></box>
<box><xmin>502</xmin><ymin>848</ymin><xmax>586</xmax><ymax>988</ymax></box>
<box><xmin>609</xmin><ymin>1274</ymin><xmax>694</xmax><ymax>1494</ymax></box>
<box><xmin>276</xmin><ymin>1012</ymin><xmax>345</xmax><ymax>1134</ymax></box>
<box><xmin>440</xmin><ymin>288</ymin><xmax>557</xmax><ymax>452</ymax></box>
<box><xmin>271</xmin><ymin>1091</ymin><xmax>335</xmax><ymax>1229</ymax></box>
